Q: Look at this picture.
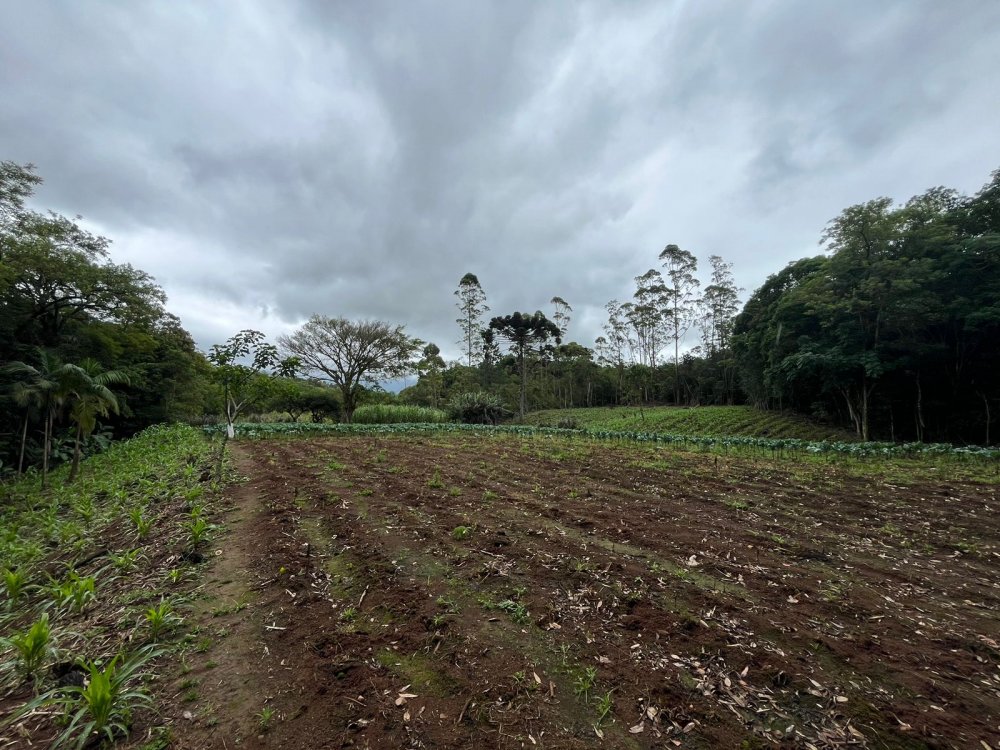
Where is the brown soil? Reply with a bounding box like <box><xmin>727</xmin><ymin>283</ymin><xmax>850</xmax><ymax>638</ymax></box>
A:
<box><xmin>155</xmin><ymin>434</ymin><xmax>1000</xmax><ymax>750</ymax></box>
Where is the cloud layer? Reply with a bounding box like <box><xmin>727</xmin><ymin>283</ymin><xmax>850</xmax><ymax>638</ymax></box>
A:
<box><xmin>3</xmin><ymin>0</ymin><xmax>999</xmax><ymax>357</ymax></box>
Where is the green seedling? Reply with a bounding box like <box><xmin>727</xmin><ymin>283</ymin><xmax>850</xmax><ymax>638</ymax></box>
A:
<box><xmin>427</xmin><ymin>469</ymin><xmax>444</xmax><ymax>488</ymax></box>
<box><xmin>4</xmin><ymin>613</ymin><xmax>52</xmax><ymax>688</ymax></box>
<box><xmin>3</xmin><ymin>567</ymin><xmax>28</xmax><ymax>606</ymax></box>
<box><xmin>128</xmin><ymin>508</ymin><xmax>154</xmax><ymax>539</ymax></box>
<box><xmin>573</xmin><ymin>666</ymin><xmax>597</xmax><ymax>702</ymax></box>
<box><xmin>451</xmin><ymin>525</ymin><xmax>472</xmax><ymax>541</ymax></box>
<box><xmin>257</xmin><ymin>706</ymin><xmax>275</xmax><ymax>731</ymax></box>
<box><xmin>23</xmin><ymin>648</ymin><xmax>159</xmax><ymax>749</ymax></box>
<box><xmin>111</xmin><ymin>549</ymin><xmax>142</xmax><ymax>572</ymax></box>
<box><xmin>594</xmin><ymin>689</ymin><xmax>615</xmax><ymax>726</ymax></box>
<box><xmin>496</xmin><ymin>599</ymin><xmax>529</xmax><ymax>624</ymax></box>
<box><xmin>144</xmin><ymin>600</ymin><xmax>177</xmax><ymax>641</ymax></box>
<box><xmin>188</xmin><ymin>517</ymin><xmax>211</xmax><ymax>546</ymax></box>
<box><xmin>49</xmin><ymin>571</ymin><xmax>96</xmax><ymax>613</ymax></box>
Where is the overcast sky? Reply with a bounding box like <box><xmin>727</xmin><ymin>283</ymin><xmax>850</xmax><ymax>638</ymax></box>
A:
<box><xmin>3</xmin><ymin>1</ymin><xmax>999</xmax><ymax>361</ymax></box>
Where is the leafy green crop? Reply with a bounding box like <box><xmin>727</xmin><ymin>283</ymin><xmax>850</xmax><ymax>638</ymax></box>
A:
<box><xmin>203</xmin><ymin>421</ymin><xmax>1000</xmax><ymax>461</ymax></box>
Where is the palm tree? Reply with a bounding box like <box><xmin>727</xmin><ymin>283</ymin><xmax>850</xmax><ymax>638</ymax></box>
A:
<box><xmin>4</xmin><ymin>350</ymin><xmax>74</xmax><ymax>488</ymax></box>
<box><xmin>9</xmin><ymin>379</ymin><xmax>44</xmax><ymax>476</ymax></box>
<box><xmin>5</xmin><ymin>353</ymin><xmax>129</xmax><ymax>486</ymax></box>
<box><xmin>62</xmin><ymin>358</ymin><xmax>130</xmax><ymax>483</ymax></box>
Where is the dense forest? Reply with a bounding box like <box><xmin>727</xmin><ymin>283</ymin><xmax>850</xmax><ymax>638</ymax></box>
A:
<box><xmin>2</xmin><ymin>161</ymin><xmax>998</xmax><ymax>479</ymax></box>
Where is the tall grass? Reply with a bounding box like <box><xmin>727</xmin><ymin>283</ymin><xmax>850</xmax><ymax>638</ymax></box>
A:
<box><xmin>351</xmin><ymin>405</ymin><xmax>449</xmax><ymax>424</ymax></box>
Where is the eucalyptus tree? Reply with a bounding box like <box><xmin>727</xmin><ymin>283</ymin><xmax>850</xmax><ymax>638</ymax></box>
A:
<box><xmin>699</xmin><ymin>256</ymin><xmax>741</xmax><ymax>355</ymax></box>
<box><xmin>488</xmin><ymin>311</ymin><xmax>561</xmax><ymax>417</ymax></box>
<box><xmin>659</xmin><ymin>244</ymin><xmax>700</xmax><ymax>404</ymax></box>
<box><xmin>598</xmin><ymin>300</ymin><xmax>635</xmax><ymax>403</ymax></box>
<box><xmin>455</xmin><ymin>273</ymin><xmax>489</xmax><ymax>366</ymax></box>
<box><xmin>279</xmin><ymin>317</ymin><xmax>420</xmax><ymax>423</ymax></box>
<box><xmin>627</xmin><ymin>269</ymin><xmax>669</xmax><ymax>367</ymax></box>
<box><xmin>550</xmin><ymin>297</ymin><xmax>572</xmax><ymax>338</ymax></box>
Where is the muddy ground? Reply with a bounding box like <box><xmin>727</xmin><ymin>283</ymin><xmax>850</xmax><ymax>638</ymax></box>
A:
<box><xmin>155</xmin><ymin>434</ymin><xmax>1000</xmax><ymax>750</ymax></box>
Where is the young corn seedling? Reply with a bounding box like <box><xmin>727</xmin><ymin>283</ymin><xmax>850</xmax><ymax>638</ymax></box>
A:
<box><xmin>573</xmin><ymin>666</ymin><xmax>597</xmax><ymax>703</ymax></box>
<box><xmin>23</xmin><ymin>647</ymin><xmax>159</xmax><ymax>749</ymax></box>
<box><xmin>3</xmin><ymin>567</ymin><xmax>29</xmax><ymax>607</ymax></box>
<box><xmin>128</xmin><ymin>508</ymin><xmax>154</xmax><ymax>539</ymax></box>
<box><xmin>48</xmin><ymin>571</ymin><xmax>96</xmax><ymax>614</ymax></box>
<box><xmin>3</xmin><ymin>613</ymin><xmax>52</xmax><ymax>689</ymax></box>
<box><xmin>144</xmin><ymin>600</ymin><xmax>177</xmax><ymax>641</ymax></box>
<box><xmin>111</xmin><ymin>549</ymin><xmax>142</xmax><ymax>573</ymax></box>
<box><xmin>188</xmin><ymin>517</ymin><xmax>211</xmax><ymax>546</ymax></box>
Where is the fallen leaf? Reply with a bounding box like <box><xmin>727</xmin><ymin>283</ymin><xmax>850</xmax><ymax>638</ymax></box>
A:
<box><xmin>629</xmin><ymin>723</ymin><xmax>645</xmax><ymax>734</ymax></box>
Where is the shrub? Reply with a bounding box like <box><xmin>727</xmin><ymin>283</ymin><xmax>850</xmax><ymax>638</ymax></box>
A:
<box><xmin>352</xmin><ymin>405</ymin><xmax>448</xmax><ymax>424</ymax></box>
<box><xmin>447</xmin><ymin>392</ymin><xmax>510</xmax><ymax>425</ymax></box>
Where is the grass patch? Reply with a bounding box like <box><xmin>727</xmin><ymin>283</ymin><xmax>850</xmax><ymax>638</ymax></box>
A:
<box><xmin>352</xmin><ymin>404</ymin><xmax>449</xmax><ymax>424</ymax></box>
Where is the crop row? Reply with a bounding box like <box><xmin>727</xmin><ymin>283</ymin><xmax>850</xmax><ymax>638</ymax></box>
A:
<box><xmin>204</xmin><ymin>421</ymin><xmax>1000</xmax><ymax>460</ymax></box>
<box><xmin>1</xmin><ymin>424</ymin><xmax>220</xmax><ymax>748</ymax></box>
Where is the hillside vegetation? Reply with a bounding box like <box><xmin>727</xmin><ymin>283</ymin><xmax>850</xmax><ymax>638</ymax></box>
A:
<box><xmin>523</xmin><ymin>405</ymin><xmax>857</xmax><ymax>442</ymax></box>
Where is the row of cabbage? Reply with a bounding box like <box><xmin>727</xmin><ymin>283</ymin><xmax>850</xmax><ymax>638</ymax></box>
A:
<box><xmin>204</xmin><ymin>421</ymin><xmax>1000</xmax><ymax>460</ymax></box>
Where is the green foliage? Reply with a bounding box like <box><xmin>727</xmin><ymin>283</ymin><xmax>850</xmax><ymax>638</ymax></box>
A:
<box><xmin>732</xmin><ymin>172</ymin><xmax>1000</xmax><ymax>443</ymax></box>
<box><xmin>205</xmin><ymin>420</ymin><xmax>1000</xmax><ymax>461</ymax></box>
<box><xmin>525</xmin><ymin>405</ymin><xmax>854</xmax><ymax>442</ymax></box>
<box><xmin>187</xmin><ymin>517</ymin><xmax>211</xmax><ymax>547</ymax></box>
<box><xmin>3</xmin><ymin>613</ymin><xmax>52</xmax><ymax>685</ymax></box>
<box><xmin>48</xmin><ymin>571</ymin><xmax>96</xmax><ymax>614</ymax></box>
<box><xmin>278</xmin><ymin>316</ymin><xmax>420</xmax><ymax>423</ymax></box>
<box><xmin>447</xmin><ymin>391</ymin><xmax>510</xmax><ymax>424</ymax></box>
<box><xmin>208</xmin><ymin>330</ymin><xmax>297</xmax><ymax>437</ymax></box>
<box><xmin>352</xmin><ymin>404</ymin><xmax>448</xmax><ymax>424</ymax></box>
<box><xmin>489</xmin><ymin>311</ymin><xmax>561</xmax><ymax>417</ymax></box>
<box><xmin>23</xmin><ymin>648</ymin><xmax>159</xmax><ymax>749</ymax></box>
<box><xmin>451</xmin><ymin>525</ymin><xmax>471</xmax><ymax>540</ymax></box>
<box><xmin>495</xmin><ymin>599</ymin><xmax>529</xmax><ymax>624</ymax></box>
<box><xmin>257</xmin><ymin>706</ymin><xmax>276</xmax><ymax>731</ymax></box>
<box><xmin>144</xmin><ymin>600</ymin><xmax>177</xmax><ymax>641</ymax></box>
<box><xmin>3</xmin><ymin>567</ymin><xmax>28</xmax><ymax>606</ymax></box>
<box><xmin>573</xmin><ymin>666</ymin><xmax>597</xmax><ymax>702</ymax></box>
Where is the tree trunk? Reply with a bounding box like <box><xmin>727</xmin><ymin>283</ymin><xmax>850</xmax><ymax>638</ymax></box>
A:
<box><xmin>18</xmin><ymin>415</ymin><xmax>28</xmax><ymax>476</ymax></box>
<box><xmin>518</xmin><ymin>350</ymin><xmax>527</xmax><ymax>418</ymax></box>
<box><xmin>41</xmin><ymin>412</ymin><xmax>51</xmax><ymax>490</ymax></box>
<box><xmin>341</xmin><ymin>386</ymin><xmax>357</xmax><ymax>423</ymax></box>
<box><xmin>981</xmin><ymin>391</ymin><xmax>991</xmax><ymax>445</ymax></box>
<box><xmin>914</xmin><ymin>374</ymin><xmax>925</xmax><ymax>443</ymax></box>
<box><xmin>69</xmin><ymin>424</ymin><xmax>82</xmax><ymax>483</ymax></box>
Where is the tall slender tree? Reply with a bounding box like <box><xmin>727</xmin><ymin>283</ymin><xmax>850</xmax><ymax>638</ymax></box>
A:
<box><xmin>455</xmin><ymin>273</ymin><xmax>489</xmax><ymax>366</ymax></box>
<box><xmin>699</xmin><ymin>255</ymin><xmax>741</xmax><ymax>356</ymax></box>
<box><xmin>550</xmin><ymin>297</ymin><xmax>572</xmax><ymax>338</ymax></box>
<box><xmin>659</xmin><ymin>244</ymin><xmax>700</xmax><ymax>404</ymax></box>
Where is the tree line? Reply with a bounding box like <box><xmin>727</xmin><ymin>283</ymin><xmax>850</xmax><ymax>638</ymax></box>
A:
<box><xmin>2</xmin><ymin>159</ymin><xmax>998</xmax><ymax>482</ymax></box>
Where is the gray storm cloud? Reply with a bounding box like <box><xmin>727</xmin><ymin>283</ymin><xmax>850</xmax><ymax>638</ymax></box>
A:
<box><xmin>2</xmin><ymin>0</ymin><xmax>998</xmax><ymax>357</ymax></box>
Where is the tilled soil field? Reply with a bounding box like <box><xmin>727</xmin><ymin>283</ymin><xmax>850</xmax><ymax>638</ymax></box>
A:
<box><xmin>161</xmin><ymin>434</ymin><xmax>1000</xmax><ymax>750</ymax></box>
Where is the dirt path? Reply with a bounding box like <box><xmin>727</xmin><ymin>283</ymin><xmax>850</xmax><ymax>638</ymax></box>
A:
<box><xmin>158</xmin><ymin>435</ymin><xmax>1000</xmax><ymax>750</ymax></box>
